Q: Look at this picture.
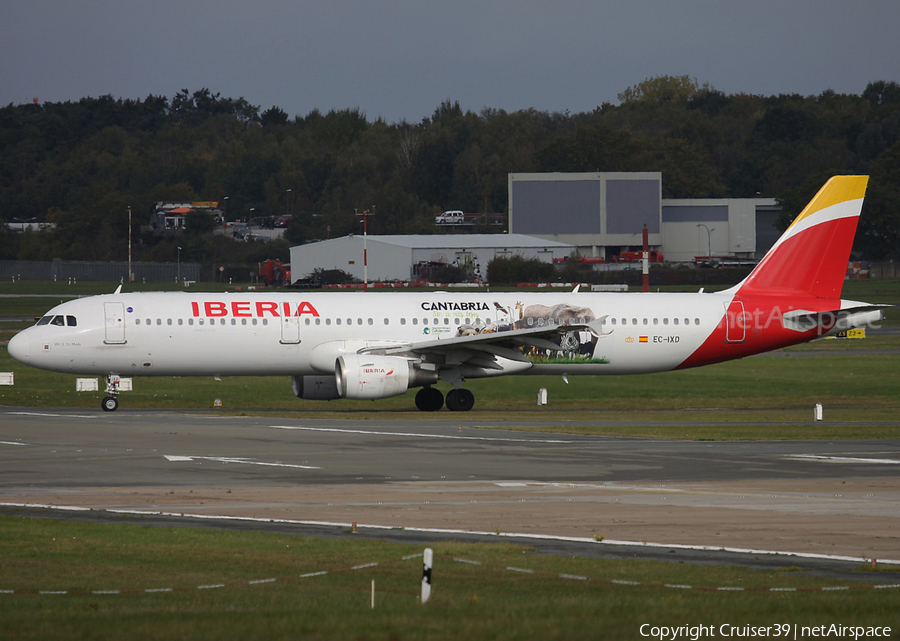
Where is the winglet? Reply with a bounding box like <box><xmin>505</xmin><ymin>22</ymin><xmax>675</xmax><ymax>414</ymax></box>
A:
<box><xmin>737</xmin><ymin>176</ymin><xmax>868</xmax><ymax>299</ymax></box>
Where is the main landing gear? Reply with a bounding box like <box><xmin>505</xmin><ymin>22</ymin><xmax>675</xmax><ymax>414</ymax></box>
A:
<box><xmin>414</xmin><ymin>386</ymin><xmax>475</xmax><ymax>412</ymax></box>
<box><xmin>101</xmin><ymin>374</ymin><xmax>121</xmax><ymax>412</ymax></box>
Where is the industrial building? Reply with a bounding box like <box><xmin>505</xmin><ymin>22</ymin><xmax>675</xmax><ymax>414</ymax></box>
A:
<box><xmin>508</xmin><ymin>172</ymin><xmax>778</xmax><ymax>262</ymax></box>
<box><xmin>288</xmin><ymin>234</ymin><xmax>573</xmax><ymax>283</ymax></box>
<box><xmin>288</xmin><ymin>172</ymin><xmax>780</xmax><ymax>283</ymax></box>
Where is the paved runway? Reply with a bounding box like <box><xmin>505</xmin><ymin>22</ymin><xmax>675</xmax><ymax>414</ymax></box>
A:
<box><xmin>2</xmin><ymin>407</ymin><xmax>899</xmax><ymax>574</ymax></box>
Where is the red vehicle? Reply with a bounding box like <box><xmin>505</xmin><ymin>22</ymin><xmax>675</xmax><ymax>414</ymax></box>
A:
<box><xmin>258</xmin><ymin>259</ymin><xmax>291</xmax><ymax>286</ymax></box>
<box><xmin>614</xmin><ymin>250</ymin><xmax>664</xmax><ymax>263</ymax></box>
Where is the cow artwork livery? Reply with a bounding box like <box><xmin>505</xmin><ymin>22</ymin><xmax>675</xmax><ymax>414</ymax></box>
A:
<box><xmin>8</xmin><ymin>177</ymin><xmax>886</xmax><ymax>412</ymax></box>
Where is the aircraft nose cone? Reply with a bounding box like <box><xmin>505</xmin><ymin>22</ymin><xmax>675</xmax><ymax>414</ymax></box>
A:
<box><xmin>7</xmin><ymin>331</ymin><xmax>31</xmax><ymax>364</ymax></box>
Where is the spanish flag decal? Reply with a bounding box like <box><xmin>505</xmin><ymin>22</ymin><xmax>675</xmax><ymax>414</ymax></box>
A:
<box><xmin>639</xmin><ymin>336</ymin><xmax>649</xmax><ymax>343</ymax></box>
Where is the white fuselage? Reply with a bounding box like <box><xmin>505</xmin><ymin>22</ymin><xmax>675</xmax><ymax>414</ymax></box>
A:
<box><xmin>8</xmin><ymin>290</ymin><xmax>732</xmax><ymax>378</ymax></box>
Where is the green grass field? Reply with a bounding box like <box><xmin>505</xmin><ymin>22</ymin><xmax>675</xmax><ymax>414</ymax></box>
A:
<box><xmin>1</xmin><ymin>516</ymin><xmax>897</xmax><ymax>641</ymax></box>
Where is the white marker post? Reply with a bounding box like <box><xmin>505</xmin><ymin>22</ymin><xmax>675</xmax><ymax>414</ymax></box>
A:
<box><xmin>421</xmin><ymin>548</ymin><xmax>433</xmax><ymax>604</ymax></box>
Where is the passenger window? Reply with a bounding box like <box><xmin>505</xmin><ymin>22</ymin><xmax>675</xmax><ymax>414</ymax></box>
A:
<box><xmin>315</xmin><ymin>318</ymin><xmax>321</xmax><ymax>325</ymax></box>
<box><xmin>326</xmin><ymin>318</ymin><xmax>331</xmax><ymax>326</ymax></box>
<box><xmin>684</xmin><ymin>318</ymin><xmax>690</xmax><ymax>325</ymax></box>
<box><xmin>695</xmin><ymin>318</ymin><xmax>700</xmax><ymax>325</ymax></box>
<box><xmin>199</xmin><ymin>319</ymin><xmax>204</xmax><ymax>325</ymax></box>
<box><xmin>674</xmin><ymin>318</ymin><xmax>679</xmax><ymax>325</ymax></box>
<box><xmin>642</xmin><ymin>318</ymin><xmax>648</xmax><ymax>325</ymax></box>
<box><xmin>167</xmin><ymin>318</ymin><xmax>172</xmax><ymax>326</ymax></box>
<box><xmin>412</xmin><ymin>318</ymin><xmax>418</xmax><ymax>325</ymax></box>
<box><xmin>252</xmin><ymin>319</ymin><xmax>257</xmax><ymax>326</ymax></box>
<box><xmin>367</xmin><ymin>318</ymin><xmax>373</xmax><ymax>325</ymax></box>
<box><xmin>663</xmin><ymin>318</ymin><xmax>669</xmax><ymax>325</ymax></box>
<box><xmin>611</xmin><ymin>318</ymin><xmax>616</xmax><ymax>325</ymax></box>
<box><xmin>178</xmin><ymin>319</ymin><xmax>183</xmax><ymax>326</ymax></box>
<box><xmin>632</xmin><ymin>318</ymin><xmax>637</xmax><ymax>325</ymax></box>
<box><xmin>135</xmin><ymin>319</ymin><xmax>142</xmax><ymax>325</ymax></box>
<box><xmin>188</xmin><ymin>319</ymin><xmax>194</xmax><ymax>326</ymax></box>
<box><xmin>336</xmin><ymin>318</ymin><xmax>341</xmax><ymax>325</ymax></box>
<box><xmin>401</xmin><ymin>318</ymin><xmax>407</xmax><ymax>325</ymax></box>
<box><xmin>67</xmin><ymin>316</ymin><xmax>77</xmax><ymax>326</ymax></box>
<box><xmin>384</xmin><ymin>318</ymin><xmax>390</xmax><ymax>325</ymax></box>
<box><xmin>304</xmin><ymin>318</ymin><xmax>310</xmax><ymax>325</ymax></box>
<box><xmin>357</xmin><ymin>319</ymin><xmax>362</xmax><ymax>325</ymax></box>
<box><xmin>653</xmin><ymin>318</ymin><xmax>659</xmax><ymax>325</ymax></box>
<box><xmin>157</xmin><ymin>319</ymin><xmax>162</xmax><ymax>326</ymax></box>
<box><xmin>443</xmin><ymin>318</ymin><xmax>449</xmax><ymax>325</ymax></box>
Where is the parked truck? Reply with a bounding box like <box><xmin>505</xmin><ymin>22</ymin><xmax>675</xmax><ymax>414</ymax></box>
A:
<box><xmin>257</xmin><ymin>259</ymin><xmax>291</xmax><ymax>286</ymax></box>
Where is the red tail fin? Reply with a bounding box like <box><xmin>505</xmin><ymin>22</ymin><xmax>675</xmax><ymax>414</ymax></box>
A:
<box><xmin>737</xmin><ymin>176</ymin><xmax>868</xmax><ymax>299</ymax></box>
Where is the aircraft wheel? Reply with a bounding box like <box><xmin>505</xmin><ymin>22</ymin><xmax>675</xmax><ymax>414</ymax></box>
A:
<box><xmin>445</xmin><ymin>388</ymin><xmax>475</xmax><ymax>412</ymax></box>
<box><xmin>101</xmin><ymin>396</ymin><xmax>119</xmax><ymax>412</ymax></box>
<box><xmin>415</xmin><ymin>387</ymin><xmax>444</xmax><ymax>412</ymax></box>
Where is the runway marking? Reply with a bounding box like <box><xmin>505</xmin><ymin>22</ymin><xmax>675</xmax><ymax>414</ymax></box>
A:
<box><xmin>268</xmin><ymin>424</ymin><xmax>574</xmax><ymax>444</ymax></box>
<box><xmin>7</xmin><ymin>411</ymin><xmax>98</xmax><ymax>420</ymax></box>
<box><xmin>4</xmin><ymin>502</ymin><xmax>898</xmax><ymax>567</ymax></box>
<box><xmin>164</xmin><ymin>455</ymin><xmax>321</xmax><ymax>470</ymax></box>
<box><xmin>787</xmin><ymin>454</ymin><xmax>900</xmax><ymax>465</ymax></box>
<box><xmin>0</xmin><ymin>441</ymin><xmax>28</xmax><ymax>446</ymax></box>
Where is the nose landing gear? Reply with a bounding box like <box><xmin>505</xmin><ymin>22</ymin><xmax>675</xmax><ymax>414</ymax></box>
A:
<box><xmin>101</xmin><ymin>374</ymin><xmax>121</xmax><ymax>412</ymax></box>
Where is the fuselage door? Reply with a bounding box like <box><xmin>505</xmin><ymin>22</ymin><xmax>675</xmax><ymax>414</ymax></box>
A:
<box><xmin>280</xmin><ymin>302</ymin><xmax>301</xmax><ymax>344</ymax></box>
<box><xmin>104</xmin><ymin>302</ymin><xmax>126</xmax><ymax>344</ymax></box>
<box><xmin>724</xmin><ymin>300</ymin><xmax>746</xmax><ymax>344</ymax></box>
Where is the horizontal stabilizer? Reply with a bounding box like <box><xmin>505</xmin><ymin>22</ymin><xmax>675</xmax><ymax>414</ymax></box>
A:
<box><xmin>782</xmin><ymin>304</ymin><xmax>888</xmax><ymax>333</ymax></box>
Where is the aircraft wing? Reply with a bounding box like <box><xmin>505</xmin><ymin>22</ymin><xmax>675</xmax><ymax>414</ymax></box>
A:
<box><xmin>360</xmin><ymin>320</ymin><xmax>604</xmax><ymax>371</ymax></box>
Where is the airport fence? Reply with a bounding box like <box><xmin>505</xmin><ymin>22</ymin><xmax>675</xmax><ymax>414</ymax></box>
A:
<box><xmin>0</xmin><ymin>259</ymin><xmax>200</xmax><ymax>283</ymax></box>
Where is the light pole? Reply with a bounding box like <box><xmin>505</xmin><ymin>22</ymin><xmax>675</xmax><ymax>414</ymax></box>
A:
<box><xmin>127</xmin><ymin>205</ymin><xmax>133</xmax><ymax>282</ymax></box>
<box><xmin>177</xmin><ymin>246</ymin><xmax>182</xmax><ymax>283</ymax></box>
<box><xmin>696</xmin><ymin>224</ymin><xmax>714</xmax><ymax>260</ymax></box>
<box><xmin>223</xmin><ymin>196</ymin><xmax>228</xmax><ymax>227</ymax></box>
<box><xmin>355</xmin><ymin>206</ymin><xmax>375</xmax><ymax>291</ymax></box>
<box><xmin>286</xmin><ymin>188</ymin><xmax>292</xmax><ymax>217</ymax></box>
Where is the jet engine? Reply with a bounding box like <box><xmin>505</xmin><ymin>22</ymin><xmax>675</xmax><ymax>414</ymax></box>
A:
<box><xmin>291</xmin><ymin>375</ymin><xmax>341</xmax><ymax>400</ymax></box>
<box><xmin>335</xmin><ymin>355</ymin><xmax>415</xmax><ymax>400</ymax></box>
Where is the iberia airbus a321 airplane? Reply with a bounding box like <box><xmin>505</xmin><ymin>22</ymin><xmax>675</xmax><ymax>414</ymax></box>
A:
<box><xmin>7</xmin><ymin>176</ymin><xmax>885</xmax><ymax>413</ymax></box>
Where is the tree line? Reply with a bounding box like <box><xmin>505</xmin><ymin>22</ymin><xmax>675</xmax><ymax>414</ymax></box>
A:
<box><xmin>1</xmin><ymin>77</ymin><xmax>899</xmax><ymax>271</ymax></box>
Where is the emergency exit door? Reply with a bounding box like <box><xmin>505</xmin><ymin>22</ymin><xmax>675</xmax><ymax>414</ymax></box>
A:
<box><xmin>280</xmin><ymin>302</ymin><xmax>301</xmax><ymax>344</ymax></box>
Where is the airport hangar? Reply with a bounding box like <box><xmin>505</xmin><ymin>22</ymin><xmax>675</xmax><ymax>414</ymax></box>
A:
<box><xmin>289</xmin><ymin>172</ymin><xmax>779</xmax><ymax>282</ymax></box>
<box><xmin>289</xmin><ymin>234</ymin><xmax>574</xmax><ymax>283</ymax></box>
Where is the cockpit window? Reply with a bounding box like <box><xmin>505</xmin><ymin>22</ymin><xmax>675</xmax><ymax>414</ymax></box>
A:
<box><xmin>34</xmin><ymin>315</ymin><xmax>76</xmax><ymax>327</ymax></box>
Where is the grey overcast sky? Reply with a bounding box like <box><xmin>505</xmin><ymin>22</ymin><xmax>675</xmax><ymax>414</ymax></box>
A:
<box><xmin>2</xmin><ymin>1</ymin><xmax>898</xmax><ymax>123</ymax></box>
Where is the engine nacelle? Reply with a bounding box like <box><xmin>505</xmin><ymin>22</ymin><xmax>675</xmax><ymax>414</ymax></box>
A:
<box><xmin>291</xmin><ymin>375</ymin><xmax>341</xmax><ymax>400</ymax></box>
<box><xmin>336</xmin><ymin>355</ymin><xmax>413</xmax><ymax>400</ymax></box>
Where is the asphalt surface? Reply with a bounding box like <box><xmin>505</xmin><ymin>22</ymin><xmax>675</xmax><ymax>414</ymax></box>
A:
<box><xmin>1</xmin><ymin>408</ymin><xmax>899</xmax><ymax>583</ymax></box>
